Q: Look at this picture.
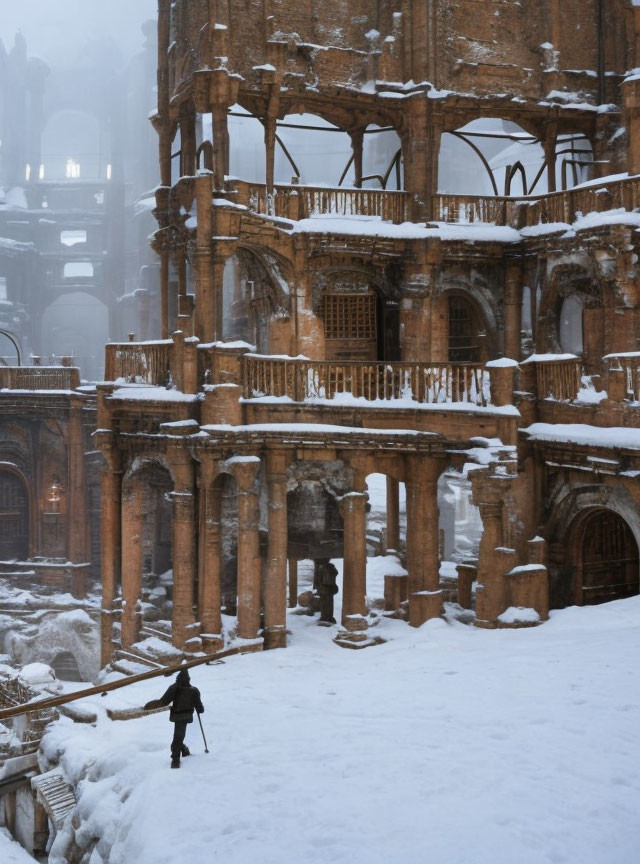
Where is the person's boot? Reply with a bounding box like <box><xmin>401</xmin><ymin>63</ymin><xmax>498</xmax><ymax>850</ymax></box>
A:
<box><xmin>181</xmin><ymin>745</ymin><xmax>190</xmax><ymax>757</ymax></box>
<box><xmin>171</xmin><ymin>757</ymin><xmax>180</xmax><ymax>769</ymax></box>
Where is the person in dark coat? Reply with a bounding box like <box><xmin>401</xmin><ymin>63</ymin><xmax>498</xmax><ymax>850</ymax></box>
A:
<box><xmin>158</xmin><ymin>668</ymin><xmax>205</xmax><ymax>769</ymax></box>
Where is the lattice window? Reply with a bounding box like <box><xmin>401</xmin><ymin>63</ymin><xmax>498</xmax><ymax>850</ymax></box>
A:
<box><xmin>448</xmin><ymin>296</ymin><xmax>479</xmax><ymax>362</ymax></box>
<box><xmin>323</xmin><ymin>293</ymin><xmax>377</xmax><ymax>341</ymax></box>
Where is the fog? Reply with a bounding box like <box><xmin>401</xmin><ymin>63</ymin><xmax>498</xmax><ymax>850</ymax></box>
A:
<box><xmin>0</xmin><ymin>0</ymin><xmax>157</xmax><ymax>68</ymax></box>
<box><xmin>0</xmin><ymin>0</ymin><xmax>160</xmax><ymax>379</ymax></box>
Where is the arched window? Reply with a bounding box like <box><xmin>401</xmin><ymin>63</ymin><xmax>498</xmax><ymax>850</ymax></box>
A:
<box><xmin>559</xmin><ymin>295</ymin><xmax>584</xmax><ymax>355</ymax></box>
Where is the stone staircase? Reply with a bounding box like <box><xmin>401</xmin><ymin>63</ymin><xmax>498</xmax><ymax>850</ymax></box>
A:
<box><xmin>110</xmin><ymin>620</ymin><xmax>186</xmax><ymax>676</ymax></box>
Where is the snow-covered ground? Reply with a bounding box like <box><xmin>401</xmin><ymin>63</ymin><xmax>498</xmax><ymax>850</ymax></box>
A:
<box><xmin>0</xmin><ymin>829</ymin><xmax>37</xmax><ymax>863</ymax></box>
<box><xmin>39</xmin><ymin>579</ymin><xmax>640</xmax><ymax>864</ymax></box>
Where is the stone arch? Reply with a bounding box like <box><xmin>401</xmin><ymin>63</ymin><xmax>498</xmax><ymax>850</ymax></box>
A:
<box><xmin>311</xmin><ymin>265</ymin><xmax>401</xmax><ymax>362</ymax></box>
<box><xmin>434</xmin><ymin>281</ymin><xmax>498</xmax><ymax>363</ymax></box>
<box><xmin>274</xmin><ymin>111</ymin><xmax>353</xmax><ymax>186</ymax></box>
<box><xmin>0</xmin><ymin>462</ymin><xmax>33</xmax><ymax>560</ymax></box>
<box><xmin>545</xmin><ymin>483</ymin><xmax>640</xmax><ymax>609</ymax></box>
<box><xmin>40</xmin><ymin>291</ymin><xmax>109</xmax><ymax>380</ymax></box>
<box><xmin>221</xmin><ymin>247</ymin><xmax>291</xmax><ymax>353</ymax></box>
<box><xmin>539</xmin><ymin>263</ymin><xmax>603</xmax><ymax>366</ymax></box>
<box><xmin>196</xmin><ymin>140</ymin><xmax>214</xmax><ymax>172</ymax></box>
<box><xmin>41</xmin><ymin>108</ymin><xmax>105</xmax><ymax>180</ymax></box>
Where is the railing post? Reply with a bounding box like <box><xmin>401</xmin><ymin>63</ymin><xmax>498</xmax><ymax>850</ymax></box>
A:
<box><xmin>486</xmin><ymin>359</ymin><xmax>518</xmax><ymax>407</ymax></box>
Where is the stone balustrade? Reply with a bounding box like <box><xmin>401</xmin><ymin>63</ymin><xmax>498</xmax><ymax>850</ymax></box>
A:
<box><xmin>233</xmin><ymin>180</ymin><xmax>411</xmax><ymax>224</ymax></box>
<box><xmin>433</xmin><ymin>175</ymin><xmax>640</xmax><ymax>228</ymax></box>
<box><xmin>0</xmin><ymin>366</ymin><xmax>80</xmax><ymax>391</ymax></box>
<box><xmin>242</xmin><ymin>355</ymin><xmax>491</xmax><ymax>406</ymax></box>
<box><xmin>105</xmin><ymin>340</ymin><xmax>174</xmax><ymax>386</ymax></box>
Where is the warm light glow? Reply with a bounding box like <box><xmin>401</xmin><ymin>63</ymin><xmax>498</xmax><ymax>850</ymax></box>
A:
<box><xmin>48</xmin><ymin>480</ymin><xmax>63</xmax><ymax>513</ymax></box>
<box><xmin>66</xmin><ymin>158</ymin><xmax>81</xmax><ymax>179</ymax></box>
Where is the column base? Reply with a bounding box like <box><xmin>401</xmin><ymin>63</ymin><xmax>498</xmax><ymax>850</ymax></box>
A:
<box><xmin>263</xmin><ymin>625</ymin><xmax>287</xmax><ymax>650</ymax></box>
<box><xmin>409</xmin><ymin>590</ymin><xmax>442</xmax><ymax>627</ymax></box>
<box><xmin>202</xmin><ymin>633</ymin><xmax>224</xmax><ymax>653</ymax></box>
<box><xmin>384</xmin><ymin>574</ymin><xmax>408</xmax><ymax>612</ymax></box>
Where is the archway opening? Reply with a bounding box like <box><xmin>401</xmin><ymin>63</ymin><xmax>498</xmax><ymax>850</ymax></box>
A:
<box><xmin>216</xmin><ymin>472</ymin><xmax>239</xmax><ymax>616</ymax></box>
<box><xmin>579</xmin><ymin>510</ymin><xmax>639</xmax><ymax>606</ymax></box>
<box><xmin>447</xmin><ymin>294</ymin><xmax>484</xmax><ymax>362</ymax></box>
<box><xmin>0</xmin><ymin>469</ymin><xmax>29</xmax><ymax>560</ymax></box>
<box><xmin>40</xmin><ymin>291</ymin><xmax>109</xmax><ymax>380</ymax></box>
<box><xmin>41</xmin><ymin>109</ymin><xmax>104</xmax><ymax>180</ymax></box>
<box><xmin>51</xmin><ymin>651</ymin><xmax>83</xmax><ymax>682</ymax></box>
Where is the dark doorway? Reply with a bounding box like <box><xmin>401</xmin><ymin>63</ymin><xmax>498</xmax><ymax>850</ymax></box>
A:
<box><xmin>581</xmin><ymin>510</ymin><xmax>639</xmax><ymax>605</ymax></box>
<box><xmin>0</xmin><ymin>470</ymin><xmax>29</xmax><ymax>560</ymax></box>
<box><xmin>448</xmin><ymin>295</ymin><xmax>481</xmax><ymax>362</ymax></box>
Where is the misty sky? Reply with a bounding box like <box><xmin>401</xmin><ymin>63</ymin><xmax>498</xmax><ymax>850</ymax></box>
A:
<box><xmin>1</xmin><ymin>0</ymin><xmax>157</xmax><ymax>67</ymax></box>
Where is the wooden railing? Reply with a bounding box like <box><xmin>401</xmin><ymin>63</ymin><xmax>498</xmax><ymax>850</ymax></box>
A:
<box><xmin>242</xmin><ymin>356</ymin><xmax>490</xmax><ymax>406</ymax></box>
<box><xmin>105</xmin><ymin>341</ymin><xmax>173</xmax><ymax>386</ymax></box>
<box><xmin>606</xmin><ymin>353</ymin><xmax>640</xmax><ymax>402</ymax></box>
<box><xmin>234</xmin><ymin>181</ymin><xmax>411</xmax><ymax>224</ymax></box>
<box><xmin>433</xmin><ymin>176</ymin><xmax>640</xmax><ymax>228</ymax></box>
<box><xmin>534</xmin><ymin>358</ymin><xmax>583</xmax><ymax>401</ymax></box>
<box><xmin>0</xmin><ymin>366</ymin><xmax>80</xmax><ymax>391</ymax></box>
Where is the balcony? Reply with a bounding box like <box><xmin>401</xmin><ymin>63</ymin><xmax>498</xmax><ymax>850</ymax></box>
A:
<box><xmin>433</xmin><ymin>175</ymin><xmax>640</xmax><ymax>229</ymax></box>
<box><xmin>241</xmin><ymin>355</ymin><xmax>490</xmax><ymax>407</ymax></box>
<box><xmin>0</xmin><ymin>366</ymin><xmax>80</xmax><ymax>391</ymax></box>
<box><xmin>233</xmin><ymin>181</ymin><xmax>411</xmax><ymax>225</ymax></box>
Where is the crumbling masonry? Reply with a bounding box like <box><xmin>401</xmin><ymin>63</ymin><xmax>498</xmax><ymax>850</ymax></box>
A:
<box><xmin>90</xmin><ymin>0</ymin><xmax>640</xmax><ymax>661</ymax></box>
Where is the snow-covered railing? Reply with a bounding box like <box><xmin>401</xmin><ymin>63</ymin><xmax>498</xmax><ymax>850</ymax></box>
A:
<box><xmin>235</xmin><ymin>181</ymin><xmax>411</xmax><ymax>224</ymax></box>
<box><xmin>605</xmin><ymin>353</ymin><xmax>640</xmax><ymax>402</ymax></box>
<box><xmin>532</xmin><ymin>357</ymin><xmax>583</xmax><ymax>401</ymax></box>
<box><xmin>242</xmin><ymin>356</ymin><xmax>490</xmax><ymax>406</ymax></box>
<box><xmin>434</xmin><ymin>176</ymin><xmax>640</xmax><ymax>227</ymax></box>
<box><xmin>105</xmin><ymin>340</ymin><xmax>173</xmax><ymax>386</ymax></box>
<box><xmin>0</xmin><ymin>366</ymin><xmax>80</xmax><ymax>391</ymax></box>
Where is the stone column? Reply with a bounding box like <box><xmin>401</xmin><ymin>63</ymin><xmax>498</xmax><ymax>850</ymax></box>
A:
<box><xmin>264</xmin><ymin>116</ymin><xmax>277</xmax><ymax>204</ymax></box>
<box><xmin>543</xmin><ymin>124</ymin><xmax>557</xmax><ymax>193</ymax></box>
<box><xmin>212</xmin><ymin>107</ymin><xmax>229</xmax><ymax>191</ymax></box>
<box><xmin>340</xmin><ymin>489</ymin><xmax>368</xmax><ymax>633</ymax></box>
<box><xmin>405</xmin><ymin>456</ymin><xmax>442</xmax><ymax>627</ymax></box>
<box><xmin>180</xmin><ymin>103</ymin><xmax>197</xmax><ymax>177</ymax></box>
<box><xmin>229</xmin><ymin>457</ymin><xmax>262</xmax><ymax>641</ymax></box>
<box><xmin>121</xmin><ymin>475</ymin><xmax>143</xmax><ymax>650</ymax></box>
<box><xmin>160</xmin><ymin>249</ymin><xmax>170</xmax><ymax>339</ymax></box>
<box><xmin>100</xmin><ymin>446</ymin><xmax>121</xmax><ymax>667</ymax></box>
<box><xmin>169</xmin><ymin>446</ymin><xmax>198</xmax><ymax>649</ymax></box>
<box><xmin>68</xmin><ymin>398</ymin><xmax>89</xmax><ymax>598</ymax></box>
<box><xmin>198</xmin><ymin>459</ymin><xmax>223</xmax><ymax>651</ymax></box>
<box><xmin>350</xmin><ymin>129</ymin><xmax>365</xmax><ymax>188</ymax></box>
<box><xmin>264</xmin><ymin>450</ymin><xmax>288</xmax><ymax>648</ymax></box>
<box><xmin>195</xmin><ymin>172</ymin><xmax>214</xmax><ymax>342</ymax></box>
<box><xmin>504</xmin><ymin>260</ymin><xmax>523</xmax><ymax>361</ymax></box>
<box><xmin>386</xmin><ymin>476</ymin><xmax>400</xmax><ymax>552</ymax></box>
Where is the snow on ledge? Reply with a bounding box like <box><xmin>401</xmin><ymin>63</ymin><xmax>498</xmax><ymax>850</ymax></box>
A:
<box><xmin>524</xmin><ymin>423</ymin><xmax>640</xmax><ymax>451</ymax></box>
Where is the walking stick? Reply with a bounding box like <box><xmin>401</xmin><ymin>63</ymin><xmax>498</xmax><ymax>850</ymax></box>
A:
<box><xmin>197</xmin><ymin>712</ymin><xmax>210</xmax><ymax>753</ymax></box>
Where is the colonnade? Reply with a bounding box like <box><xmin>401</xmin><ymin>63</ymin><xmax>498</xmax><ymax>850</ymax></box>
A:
<box><xmin>100</xmin><ymin>446</ymin><xmax>446</xmax><ymax>665</ymax></box>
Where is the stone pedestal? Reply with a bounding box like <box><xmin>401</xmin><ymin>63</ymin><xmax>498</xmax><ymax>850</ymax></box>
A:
<box><xmin>384</xmin><ymin>573</ymin><xmax>408</xmax><ymax>613</ymax></box>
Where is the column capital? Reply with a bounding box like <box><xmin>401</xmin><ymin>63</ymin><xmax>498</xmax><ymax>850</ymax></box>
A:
<box><xmin>223</xmin><ymin>454</ymin><xmax>261</xmax><ymax>490</ymax></box>
<box><xmin>404</xmin><ymin>455</ymin><xmax>443</xmax><ymax>488</ymax></box>
<box><xmin>339</xmin><ymin>490</ymin><xmax>368</xmax><ymax>517</ymax></box>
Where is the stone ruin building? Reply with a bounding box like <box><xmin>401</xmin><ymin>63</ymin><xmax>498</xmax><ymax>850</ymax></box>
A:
<box><xmin>2</xmin><ymin>0</ymin><xmax>640</xmax><ymax>678</ymax></box>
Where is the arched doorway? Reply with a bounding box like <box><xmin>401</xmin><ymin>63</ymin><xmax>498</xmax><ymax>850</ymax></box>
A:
<box><xmin>0</xmin><ymin>469</ymin><xmax>29</xmax><ymax>560</ymax></box>
<box><xmin>40</xmin><ymin>291</ymin><xmax>109</xmax><ymax>380</ymax></box>
<box><xmin>447</xmin><ymin>295</ymin><xmax>483</xmax><ymax>362</ymax></box>
<box><xmin>578</xmin><ymin>510</ymin><xmax>639</xmax><ymax>605</ymax></box>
